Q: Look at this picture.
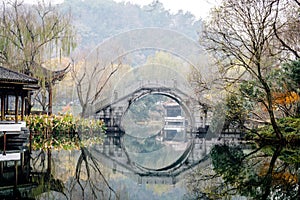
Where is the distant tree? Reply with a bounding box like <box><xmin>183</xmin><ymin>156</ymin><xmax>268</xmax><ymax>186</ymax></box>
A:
<box><xmin>62</xmin><ymin>0</ymin><xmax>202</xmax><ymax>48</ymax></box>
<box><xmin>283</xmin><ymin>60</ymin><xmax>300</xmax><ymax>93</ymax></box>
<box><xmin>272</xmin><ymin>1</ymin><xmax>300</xmax><ymax>59</ymax></box>
<box><xmin>0</xmin><ymin>0</ymin><xmax>76</xmax><ymax>112</ymax></box>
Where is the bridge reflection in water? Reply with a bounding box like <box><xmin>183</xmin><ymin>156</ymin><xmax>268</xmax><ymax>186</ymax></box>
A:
<box><xmin>90</xmin><ymin>92</ymin><xmax>244</xmax><ymax>185</ymax></box>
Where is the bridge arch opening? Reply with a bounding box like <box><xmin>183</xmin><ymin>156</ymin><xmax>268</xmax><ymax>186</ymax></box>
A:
<box><xmin>120</xmin><ymin>93</ymin><xmax>193</xmax><ymax>171</ymax></box>
<box><xmin>94</xmin><ymin>63</ymin><xmax>196</xmax><ymax>115</ymax></box>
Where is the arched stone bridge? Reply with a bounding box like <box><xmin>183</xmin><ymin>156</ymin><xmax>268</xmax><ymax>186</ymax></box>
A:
<box><xmin>94</xmin><ymin>81</ymin><xmax>208</xmax><ymax>133</ymax></box>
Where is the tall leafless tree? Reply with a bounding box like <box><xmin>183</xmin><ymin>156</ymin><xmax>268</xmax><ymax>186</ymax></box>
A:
<box><xmin>200</xmin><ymin>0</ymin><xmax>300</xmax><ymax>140</ymax></box>
<box><xmin>72</xmin><ymin>55</ymin><xmax>122</xmax><ymax>117</ymax></box>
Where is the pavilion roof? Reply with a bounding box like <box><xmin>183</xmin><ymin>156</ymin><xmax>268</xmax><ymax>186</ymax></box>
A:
<box><xmin>0</xmin><ymin>66</ymin><xmax>38</xmax><ymax>84</ymax></box>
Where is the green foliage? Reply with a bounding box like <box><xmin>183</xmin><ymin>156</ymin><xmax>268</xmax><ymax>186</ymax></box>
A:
<box><xmin>283</xmin><ymin>59</ymin><xmax>300</xmax><ymax>91</ymax></box>
<box><xmin>265</xmin><ymin>59</ymin><xmax>300</xmax><ymax>117</ymax></box>
<box><xmin>224</xmin><ymin>93</ymin><xmax>249</xmax><ymax>129</ymax></box>
<box><xmin>206</xmin><ymin>143</ymin><xmax>300</xmax><ymax>199</ymax></box>
<box><xmin>255</xmin><ymin>117</ymin><xmax>300</xmax><ymax>142</ymax></box>
<box><xmin>211</xmin><ymin>145</ymin><xmax>244</xmax><ymax>183</ymax></box>
<box><xmin>209</xmin><ymin>93</ymin><xmax>248</xmax><ymax>136</ymax></box>
<box><xmin>25</xmin><ymin>113</ymin><xmax>105</xmax><ymax>150</ymax></box>
<box><xmin>239</xmin><ymin>81</ymin><xmax>265</xmax><ymax>101</ymax></box>
<box><xmin>207</xmin><ymin>144</ymin><xmax>263</xmax><ymax>199</ymax></box>
<box><xmin>282</xmin><ymin>59</ymin><xmax>300</xmax><ymax>116</ymax></box>
<box><xmin>129</xmin><ymin>95</ymin><xmax>166</xmax><ymax>121</ymax></box>
<box><xmin>279</xmin><ymin>147</ymin><xmax>300</xmax><ymax>164</ymax></box>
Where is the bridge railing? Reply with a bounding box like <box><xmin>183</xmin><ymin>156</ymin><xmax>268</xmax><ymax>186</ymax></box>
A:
<box><xmin>94</xmin><ymin>80</ymin><xmax>195</xmax><ymax>111</ymax></box>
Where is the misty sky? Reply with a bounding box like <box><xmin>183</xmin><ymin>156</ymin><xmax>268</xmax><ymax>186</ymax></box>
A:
<box><xmin>113</xmin><ymin>0</ymin><xmax>217</xmax><ymax>19</ymax></box>
<box><xmin>24</xmin><ymin>0</ymin><xmax>217</xmax><ymax>19</ymax></box>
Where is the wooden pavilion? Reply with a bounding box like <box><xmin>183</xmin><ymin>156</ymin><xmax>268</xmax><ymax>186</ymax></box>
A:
<box><xmin>0</xmin><ymin>66</ymin><xmax>39</xmax><ymax>122</ymax></box>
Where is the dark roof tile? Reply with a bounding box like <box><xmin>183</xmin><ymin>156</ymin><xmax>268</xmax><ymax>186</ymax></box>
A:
<box><xmin>0</xmin><ymin>66</ymin><xmax>38</xmax><ymax>84</ymax></box>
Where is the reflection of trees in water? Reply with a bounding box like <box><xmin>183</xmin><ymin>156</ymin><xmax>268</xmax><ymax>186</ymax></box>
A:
<box><xmin>30</xmin><ymin>150</ymin><xmax>67</xmax><ymax>199</ymax></box>
<box><xmin>123</xmin><ymin>135</ymin><xmax>164</xmax><ymax>153</ymax></box>
<box><xmin>124</xmin><ymin>137</ymin><xmax>186</xmax><ymax>170</ymax></box>
<box><xmin>185</xmin><ymin>143</ymin><xmax>300</xmax><ymax>200</ymax></box>
<box><xmin>32</xmin><ymin>147</ymin><xmax>119</xmax><ymax>199</ymax></box>
<box><xmin>70</xmin><ymin>147</ymin><xmax>117</xmax><ymax>199</ymax></box>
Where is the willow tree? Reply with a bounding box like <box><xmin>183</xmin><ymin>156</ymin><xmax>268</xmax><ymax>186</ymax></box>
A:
<box><xmin>0</xmin><ymin>0</ymin><xmax>76</xmax><ymax>113</ymax></box>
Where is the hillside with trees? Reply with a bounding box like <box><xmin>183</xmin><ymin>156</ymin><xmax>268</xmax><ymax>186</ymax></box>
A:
<box><xmin>62</xmin><ymin>0</ymin><xmax>202</xmax><ymax>49</ymax></box>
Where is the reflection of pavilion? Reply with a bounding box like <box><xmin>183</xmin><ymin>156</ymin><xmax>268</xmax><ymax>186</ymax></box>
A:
<box><xmin>162</xmin><ymin>101</ymin><xmax>187</xmax><ymax>141</ymax></box>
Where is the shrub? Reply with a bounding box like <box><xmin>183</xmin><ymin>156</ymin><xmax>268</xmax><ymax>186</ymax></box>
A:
<box><xmin>25</xmin><ymin>113</ymin><xmax>105</xmax><ymax>150</ymax></box>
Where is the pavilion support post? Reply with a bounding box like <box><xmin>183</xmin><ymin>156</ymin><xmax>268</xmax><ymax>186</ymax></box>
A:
<box><xmin>21</xmin><ymin>95</ymin><xmax>25</xmax><ymax>121</ymax></box>
<box><xmin>29</xmin><ymin>131</ymin><xmax>32</xmax><ymax>154</ymax></box>
<box><xmin>5</xmin><ymin>95</ymin><xmax>8</xmax><ymax>117</ymax></box>
<box><xmin>110</xmin><ymin>108</ymin><xmax>114</xmax><ymax>126</ymax></box>
<box><xmin>25</xmin><ymin>92</ymin><xmax>32</xmax><ymax>116</ymax></box>
<box><xmin>1</xmin><ymin>94</ymin><xmax>4</xmax><ymax>121</ymax></box>
<box><xmin>21</xmin><ymin>152</ymin><xmax>24</xmax><ymax>175</ymax></box>
<box><xmin>3</xmin><ymin>132</ymin><xmax>6</xmax><ymax>156</ymax></box>
<box><xmin>0</xmin><ymin>162</ymin><xmax>3</xmax><ymax>181</ymax></box>
<box><xmin>15</xmin><ymin>93</ymin><xmax>19</xmax><ymax>123</ymax></box>
<box><xmin>109</xmin><ymin>137</ymin><xmax>114</xmax><ymax>156</ymax></box>
<box><xmin>14</xmin><ymin>160</ymin><xmax>18</xmax><ymax>187</ymax></box>
<box><xmin>48</xmin><ymin>84</ymin><xmax>53</xmax><ymax>115</ymax></box>
<box><xmin>203</xmin><ymin>109</ymin><xmax>207</xmax><ymax>127</ymax></box>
